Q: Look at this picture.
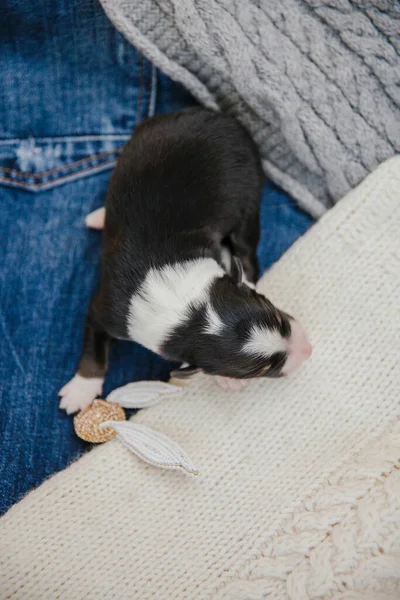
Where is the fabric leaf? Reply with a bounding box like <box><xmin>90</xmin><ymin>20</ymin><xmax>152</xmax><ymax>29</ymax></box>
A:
<box><xmin>100</xmin><ymin>420</ymin><xmax>198</xmax><ymax>476</ymax></box>
<box><xmin>107</xmin><ymin>381</ymin><xmax>182</xmax><ymax>408</ymax></box>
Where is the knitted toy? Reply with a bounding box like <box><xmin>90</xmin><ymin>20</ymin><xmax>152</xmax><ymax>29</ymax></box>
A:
<box><xmin>73</xmin><ymin>381</ymin><xmax>198</xmax><ymax>476</ymax></box>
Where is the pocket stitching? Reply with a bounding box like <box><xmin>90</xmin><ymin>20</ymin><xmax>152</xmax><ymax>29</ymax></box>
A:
<box><xmin>0</xmin><ymin>158</ymin><xmax>118</xmax><ymax>190</ymax></box>
<box><xmin>0</xmin><ymin>148</ymin><xmax>121</xmax><ymax>180</ymax></box>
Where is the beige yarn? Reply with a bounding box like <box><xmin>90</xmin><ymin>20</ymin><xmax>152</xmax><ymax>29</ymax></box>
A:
<box><xmin>1</xmin><ymin>157</ymin><xmax>400</xmax><ymax>599</ymax></box>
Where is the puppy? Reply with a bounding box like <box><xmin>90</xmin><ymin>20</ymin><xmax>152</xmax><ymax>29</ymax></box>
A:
<box><xmin>60</xmin><ymin>108</ymin><xmax>311</xmax><ymax>414</ymax></box>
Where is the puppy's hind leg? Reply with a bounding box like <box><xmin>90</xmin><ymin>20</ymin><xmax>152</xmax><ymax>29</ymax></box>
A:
<box><xmin>59</xmin><ymin>310</ymin><xmax>110</xmax><ymax>414</ymax></box>
<box><xmin>85</xmin><ymin>207</ymin><xmax>106</xmax><ymax>230</ymax></box>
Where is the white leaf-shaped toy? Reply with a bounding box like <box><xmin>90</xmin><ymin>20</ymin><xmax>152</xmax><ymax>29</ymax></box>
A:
<box><xmin>107</xmin><ymin>381</ymin><xmax>182</xmax><ymax>408</ymax></box>
<box><xmin>100</xmin><ymin>420</ymin><xmax>198</xmax><ymax>476</ymax></box>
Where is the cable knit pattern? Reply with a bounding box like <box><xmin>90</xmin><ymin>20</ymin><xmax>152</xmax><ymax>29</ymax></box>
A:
<box><xmin>215</xmin><ymin>425</ymin><xmax>400</xmax><ymax>600</ymax></box>
<box><xmin>1</xmin><ymin>157</ymin><xmax>400</xmax><ymax>599</ymax></box>
<box><xmin>99</xmin><ymin>0</ymin><xmax>400</xmax><ymax>217</ymax></box>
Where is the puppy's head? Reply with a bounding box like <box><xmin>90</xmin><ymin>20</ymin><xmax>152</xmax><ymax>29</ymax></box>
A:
<box><xmin>164</xmin><ymin>259</ymin><xmax>312</xmax><ymax>380</ymax></box>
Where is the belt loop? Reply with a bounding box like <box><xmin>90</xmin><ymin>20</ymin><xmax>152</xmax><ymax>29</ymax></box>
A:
<box><xmin>148</xmin><ymin>65</ymin><xmax>158</xmax><ymax>118</ymax></box>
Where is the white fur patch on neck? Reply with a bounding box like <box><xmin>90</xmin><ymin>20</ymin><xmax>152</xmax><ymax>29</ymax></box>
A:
<box><xmin>242</xmin><ymin>325</ymin><xmax>286</xmax><ymax>357</ymax></box>
<box><xmin>127</xmin><ymin>259</ymin><xmax>224</xmax><ymax>353</ymax></box>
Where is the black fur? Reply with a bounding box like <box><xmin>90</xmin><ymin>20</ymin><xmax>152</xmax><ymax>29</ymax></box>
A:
<box><xmin>77</xmin><ymin>107</ymin><xmax>292</xmax><ymax>381</ymax></box>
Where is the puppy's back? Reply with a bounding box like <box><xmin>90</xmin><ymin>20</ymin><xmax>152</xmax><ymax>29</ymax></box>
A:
<box><xmin>105</xmin><ymin>108</ymin><xmax>262</xmax><ymax>255</ymax></box>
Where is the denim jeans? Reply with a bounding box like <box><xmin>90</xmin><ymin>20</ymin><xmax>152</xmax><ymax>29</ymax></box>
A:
<box><xmin>0</xmin><ymin>0</ymin><xmax>313</xmax><ymax>515</ymax></box>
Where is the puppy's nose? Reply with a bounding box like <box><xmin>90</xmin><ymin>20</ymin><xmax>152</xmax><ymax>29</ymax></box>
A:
<box><xmin>282</xmin><ymin>319</ymin><xmax>312</xmax><ymax>375</ymax></box>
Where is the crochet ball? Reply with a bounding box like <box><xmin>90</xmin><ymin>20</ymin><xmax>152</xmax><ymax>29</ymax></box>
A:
<box><xmin>74</xmin><ymin>399</ymin><xmax>126</xmax><ymax>443</ymax></box>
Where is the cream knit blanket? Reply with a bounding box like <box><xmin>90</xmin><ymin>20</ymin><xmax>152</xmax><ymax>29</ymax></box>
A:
<box><xmin>1</xmin><ymin>157</ymin><xmax>400</xmax><ymax>599</ymax></box>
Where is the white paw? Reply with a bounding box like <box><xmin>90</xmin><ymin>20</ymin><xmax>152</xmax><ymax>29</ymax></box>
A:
<box><xmin>215</xmin><ymin>376</ymin><xmax>248</xmax><ymax>391</ymax></box>
<box><xmin>59</xmin><ymin>374</ymin><xmax>104</xmax><ymax>414</ymax></box>
<box><xmin>85</xmin><ymin>207</ymin><xmax>106</xmax><ymax>230</ymax></box>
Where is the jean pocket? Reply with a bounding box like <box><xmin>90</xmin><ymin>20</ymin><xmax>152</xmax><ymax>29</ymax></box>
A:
<box><xmin>0</xmin><ymin>135</ymin><xmax>130</xmax><ymax>192</ymax></box>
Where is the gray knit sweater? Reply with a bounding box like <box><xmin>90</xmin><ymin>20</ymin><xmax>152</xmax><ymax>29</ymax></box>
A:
<box><xmin>100</xmin><ymin>0</ymin><xmax>400</xmax><ymax>217</ymax></box>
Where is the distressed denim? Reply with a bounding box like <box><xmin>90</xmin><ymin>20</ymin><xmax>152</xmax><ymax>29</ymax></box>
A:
<box><xmin>0</xmin><ymin>0</ymin><xmax>312</xmax><ymax>515</ymax></box>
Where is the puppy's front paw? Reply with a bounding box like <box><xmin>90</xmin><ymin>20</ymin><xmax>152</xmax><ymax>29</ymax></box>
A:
<box><xmin>215</xmin><ymin>376</ymin><xmax>248</xmax><ymax>391</ymax></box>
<box><xmin>59</xmin><ymin>374</ymin><xmax>103</xmax><ymax>414</ymax></box>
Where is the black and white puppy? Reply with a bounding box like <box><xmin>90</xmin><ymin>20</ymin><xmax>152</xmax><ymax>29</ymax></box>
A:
<box><xmin>59</xmin><ymin>108</ymin><xmax>312</xmax><ymax>414</ymax></box>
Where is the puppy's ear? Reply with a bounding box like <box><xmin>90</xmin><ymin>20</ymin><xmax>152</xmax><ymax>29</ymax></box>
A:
<box><xmin>170</xmin><ymin>364</ymin><xmax>202</xmax><ymax>379</ymax></box>
<box><xmin>231</xmin><ymin>256</ymin><xmax>244</xmax><ymax>285</ymax></box>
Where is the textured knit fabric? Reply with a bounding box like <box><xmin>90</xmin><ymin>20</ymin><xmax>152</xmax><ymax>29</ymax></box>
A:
<box><xmin>99</xmin><ymin>0</ymin><xmax>400</xmax><ymax>218</ymax></box>
<box><xmin>1</xmin><ymin>157</ymin><xmax>399</xmax><ymax>599</ymax></box>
